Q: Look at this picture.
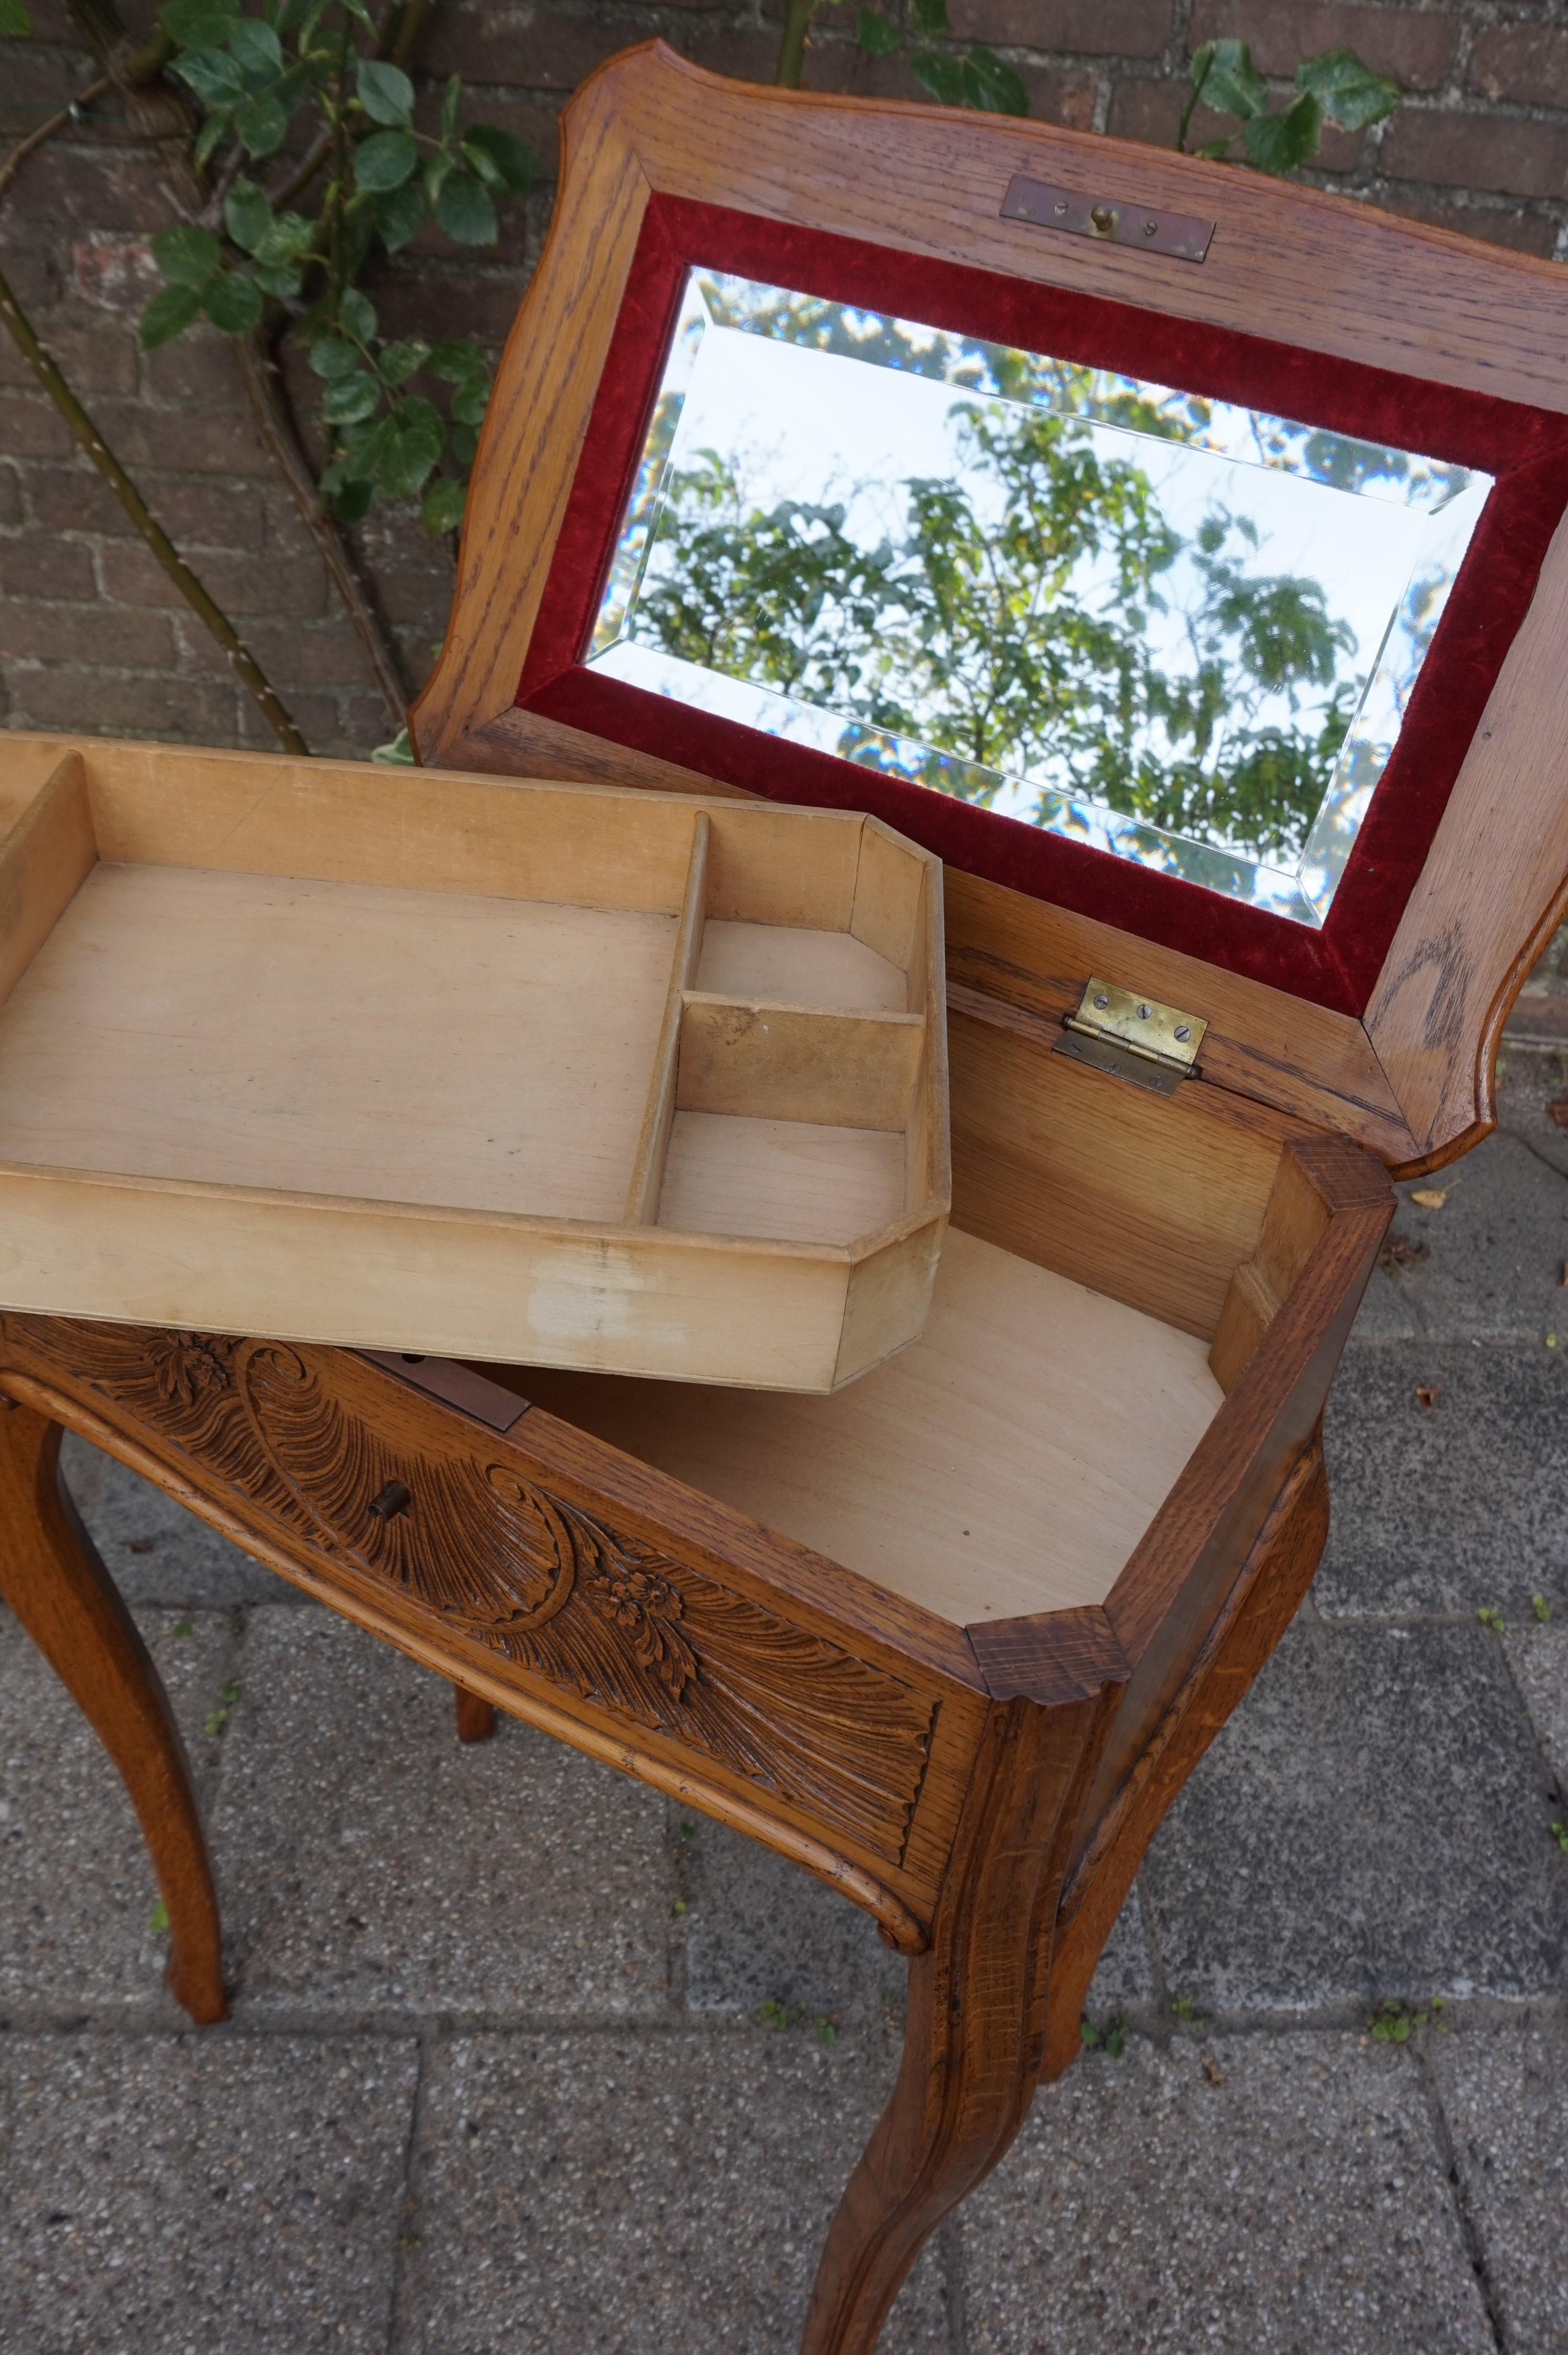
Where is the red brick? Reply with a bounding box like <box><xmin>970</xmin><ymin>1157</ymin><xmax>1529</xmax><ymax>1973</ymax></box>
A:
<box><xmin>4</xmin><ymin>147</ymin><xmax>168</xmax><ymax>237</ymax></box>
<box><xmin>1188</xmin><ymin>0</ymin><xmax>1459</xmax><ymax>93</ymax></box>
<box><xmin>13</xmin><ymin>666</ymin><xmax>241</xmax><ymax>742</ymax></box>
<box><xmin>371</xmin><ymin>261</ymin><xmax>533</xmax><ymax>350</ymax></box>
<box><xmin>422</xmin><ymin>4</ymin><xmax>657</xmax><ymax>91</ymax></box>
<box><xmin>1372</xmin><ymin>188</ymin><xmax>1560</xmax><ymax>257</ymax></box>
<box><xmin>0</xmin><ymin>601</ymin><xmax>175</xmax><ymax>667</ymax></box>
<box><xmin>39</xmin><ymin>466</ymin><xmax>270</xmax><ymax>554</ymax></box>
<box><xmin>1382</xmin><ymin>108</ymin><xmax>1568</xmax><ymax>200</ymax></box>
<box><xmin>0</xmin><ymin>46</ymin><xmax>83</xmax><ymax>137</ymax></box>
<box><xmin>1</xmin><ymin>533</ymin><xmax>97</xmax><ymax>597</ymax></box>
<box><xmin>0</xmin><ymin>388</ymin><xmax>76</xmax><ymax>462</ymax></box>
<box><xmin>0</xmin><ymin>467</ymin><xmax>20</xmax><ymax>529</ymax></box>
<box><xmin>72</xmin><ymin>234</ymin><xmax>161</xmax><ymax>317</ymax></box>
<box><xmin>670</xmin><ymin>24</ymin><xmax>796</xmax><ymax>87</ymax></box>
<box><xmin>1108</xmin><ymin>73</ymin><xmax>1209</xmax><ymax>146</ymax></box>
<box><xmin>139</xmin><ymin>326</ymin><xmax>253</xmax><ymax>409</ymax></box>
<box><xmin>0</xmin><ymin>230</ymin><xmax>64</xmax><ymax>310</ymax></box>
<box><xmin>98</xmin><ymin>539</ymin><xmax>330</xmax><ymax>620</ymax></box>
<box><xmin>177</xmin><ymin>613</ymin><xmax>379</xmax><ymax>690</ymax></box>
<box><xmin>89</xmin><ymin>397</ymin><xmax>272</xmax><ymax>477</ymax></box>
<box><xmin>950</xmin><ymin>0</ymin><xmax>1172</xmax><ymax>58</ymax></box>
<box><xmin>0</xmin><ymin>312</ymin><xmax>138</xmax><ymax>399</ymax></box>
<box><xmin>1469</xmin><ymin>23</ymin><xmax>1568</xmax><ymax>112</ymax></box>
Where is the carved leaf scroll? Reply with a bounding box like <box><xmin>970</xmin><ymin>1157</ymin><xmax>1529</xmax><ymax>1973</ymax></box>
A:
<box><xmin>3</xmin><ymin>1316</ymin><xmax>935</xmax><ymax>1864</ymax></box>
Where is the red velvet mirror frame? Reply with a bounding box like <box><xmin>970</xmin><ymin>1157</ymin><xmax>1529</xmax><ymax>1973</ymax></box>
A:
<box><xmin>513</xmin><ymin>192</ymin><xmax>1568</xmax><ymax>1018</ymax></box>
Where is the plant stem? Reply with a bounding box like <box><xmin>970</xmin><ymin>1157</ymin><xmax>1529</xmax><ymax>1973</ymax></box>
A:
<box><xmin>234</xmin><ymin>325</ymin><xmax>409</xmax><ymax>725</ymax></box>
<box><xmin>0</xmin><ymin>265</ymin><xmax>308</xmax><ymax>754</ymax></box>
<box><xmin>0</xmin><ymin>78</ymin><xmax>110</xmax><ymax>202</ymax></box>
<box><xmin>775</xmin><ymin>0</ymin><xmax>816</xmax><ymax>88</ymax></box>
<box><xmin>1175</xmin><ymin>52</ymin><xmax>1214</xmax><ymax>154</ymax></box>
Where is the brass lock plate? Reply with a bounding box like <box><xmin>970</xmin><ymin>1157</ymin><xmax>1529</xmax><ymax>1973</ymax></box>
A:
<box><xmin>999</xmin><ymin>175</ymin><xmax>1216</xmax><ymax>264</ymax></box>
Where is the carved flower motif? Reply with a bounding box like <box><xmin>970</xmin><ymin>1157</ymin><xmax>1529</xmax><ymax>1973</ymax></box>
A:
<box><xmin>146</xmin><ymin>1331</ymin><xmax>235</xmax><ymax>1408</ymax></box>
<box><xmin>587</xmin><ymin>1551</ymin><xmax>696</xmax><ymax>1699</ymax></box>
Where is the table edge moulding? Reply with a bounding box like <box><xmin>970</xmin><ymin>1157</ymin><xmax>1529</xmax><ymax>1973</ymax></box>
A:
<box><xmin>4</xmin><ymin>40</ymin><xmax>1568</xmax><ymax>2355</ymax></box>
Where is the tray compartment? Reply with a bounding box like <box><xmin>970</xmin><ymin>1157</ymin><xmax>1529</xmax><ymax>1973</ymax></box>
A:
<box><xmin>0</xmin><ymin>736</ymin><xmax>950</xmax><ymax>1390</ymax></box>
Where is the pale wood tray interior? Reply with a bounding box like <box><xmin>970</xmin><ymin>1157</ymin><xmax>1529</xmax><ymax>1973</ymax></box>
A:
<box><xmin>0</xmin><ymin>751</ymin><xmax>946</xmax><ymax>1258</ymax></box>
<box><xmin>516</xmin><ymin>1229</ymin><xmax>1223</xmax><ymax>1623</ymax></box>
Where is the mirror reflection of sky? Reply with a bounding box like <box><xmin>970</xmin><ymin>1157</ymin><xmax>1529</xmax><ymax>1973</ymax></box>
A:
<box><xmin>589</xmin><ymin>272</ymin><xmax>1491</xmax><ymax>925</ymax></box>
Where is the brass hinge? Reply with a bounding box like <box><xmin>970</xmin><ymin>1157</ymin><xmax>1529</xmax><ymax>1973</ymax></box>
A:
<box><xmin>1052</xmin><ymin>977</ymin><xmax>1208</xmax><ymax>1097</ymax></box>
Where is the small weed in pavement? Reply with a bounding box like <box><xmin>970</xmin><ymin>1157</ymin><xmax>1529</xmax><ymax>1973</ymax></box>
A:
<box><xmin>1477</xmin><ymin>1606</ymin><xmax>1506</xmax><ymax>1634</ymax></box>
<box><xmin>1550</xmin><ymin>1822</ymin><xmax>1568</xmax><ymax>1854</ymax></box>
<box><xmin>171</xmin><ymin>1618</ymin><xmax>194</xmax><ymax>1637</ymax></box>
<box><xmin>755</xmin><ymin>1997</ymin><xmax>840</xmax><ymax>2047</ymax></box>
<box><xmin>1170</xmin><ymin>1994</ymin><xmax>1207</xmax><ymax>2033</ymax></box>
<box><xmin>205</xmin><ymin>1679</ymin><xmax>240</xmax><ymax>1735</ymax></box>
<box><xmin>148</xmin><ymin>1897</ymin><xmax>169</xmax><ymax>1934</ymax></box>
<box><xmin>1080</xmin><ymin>2018</ymin><xmax>1127</xmax><ymax>2057</ymax></box>
<box><xmin>1368</xmin><ymin>1997</ymin><xmax>1446</xmax><ymax>2045</ymax></box>
<box><xmin>1533</xmin><ymin>1595</ymin><xmax>1552</xmax><ymax>1622</ymax></box>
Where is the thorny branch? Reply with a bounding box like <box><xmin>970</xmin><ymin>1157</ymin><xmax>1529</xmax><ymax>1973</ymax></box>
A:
<box><xmin>59</xmin><ymin>0</ymin><xmax>412</xmax><ymax>727</ymax></box>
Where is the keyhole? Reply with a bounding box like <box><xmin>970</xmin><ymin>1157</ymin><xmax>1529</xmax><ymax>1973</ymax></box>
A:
<box><xmin>369</xmin><ymin>1480</ymin><xmax>412</xmax><ymax>1521</ymax></box>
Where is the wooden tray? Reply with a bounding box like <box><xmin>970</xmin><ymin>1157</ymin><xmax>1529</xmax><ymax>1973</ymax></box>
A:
<box><xmin>0</xmin><ymin>737</ymin><xmax>948</xmax><ymax>1391</ymax></box>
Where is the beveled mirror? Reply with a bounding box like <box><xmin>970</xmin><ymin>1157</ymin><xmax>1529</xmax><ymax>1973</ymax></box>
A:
<box><xmin>588</xmin><ymin>265</ymin><xmax>1488</xmax><ymax>932</ymax></box>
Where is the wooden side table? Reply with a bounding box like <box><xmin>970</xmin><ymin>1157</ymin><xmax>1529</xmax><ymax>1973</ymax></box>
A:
<box><xmin>0</xmin><ymin>1155</ymin><xmax>1378</xmax><ymax>2355</ymax></box>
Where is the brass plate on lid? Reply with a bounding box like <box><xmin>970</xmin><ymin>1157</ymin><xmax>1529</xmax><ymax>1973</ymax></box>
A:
<box><xmin>1000</xmin><ymin>174</ymin><xmax>1215</xmax><ymax>263</ymax></box>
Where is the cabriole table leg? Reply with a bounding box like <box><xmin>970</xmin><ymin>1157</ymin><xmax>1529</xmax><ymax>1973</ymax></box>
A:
<box><xmin>800</xmin><ymin>1690</ymin><xmax>1116</xmax><ymax>2355</ymax></box>
<box><xmin>0</xmin><ymin>1393</ymin><xmax>226</xmax><ymax>2025</ymax></box>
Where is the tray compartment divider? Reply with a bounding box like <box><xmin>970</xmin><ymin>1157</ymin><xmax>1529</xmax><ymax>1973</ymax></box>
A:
<box><xmin>623</xmin><ymin>807</ymin><xmax>711</xmax><ymax>1225</ymax></box>
<box><xmin>0</xmin><ymin>752</ymin><xmax>97</xmax><ymax>1009</ymax></box>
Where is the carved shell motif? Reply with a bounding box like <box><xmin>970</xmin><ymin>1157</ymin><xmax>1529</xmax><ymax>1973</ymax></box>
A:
<box><xmin>11</xmin><ymin>1318</ymin><xmax>934</xmax><ymax>1865</ymax></box>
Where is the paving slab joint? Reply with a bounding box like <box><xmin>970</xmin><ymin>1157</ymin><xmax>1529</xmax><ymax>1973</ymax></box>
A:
<box><xmin>1415</xmin><ymin>2043</ymin><xmax>1511</xmax><ymax>2354</ymax></box>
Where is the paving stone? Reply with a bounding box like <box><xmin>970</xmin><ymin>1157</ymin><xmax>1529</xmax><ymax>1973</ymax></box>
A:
<box><xmin>1318</xmin><ymin>1343</ymin><xmax>1568</xmax><ymax>1618</ymax></box>
<box><xmin>681</xmin><ymin>1815</ymin><xmax>907</xmax><ymax>2021</ymax></box>
<box><xmin>0</xmin><ymin>2030</ymin><xmax>418</xmax><ymax>2353</ymax></box>
<box><xmin>0</xmin><ymin>1605</ymin><xmax>235</xmax><ymax>2017</ymax></box>
<box><xmin>1139</xmin><ymin>1623</ymin><xmax>1567</xmax><ymax>2010</ymax></box>
<box><xmin>1379</xmin><ymin>1126</ymin><xmax>1568</xmax><ymax>1343</ymax></box>
<box><xmin>394</xmin><ymin>2025</ymin><xmax>950</xmax><ymax>2353</ymax></box>
<box><xmin>1429</xmin><ymin>2018</ymin><xmax>1568</xmax><ymax>2355</ymax></box>
<box><xmin>1345</xmin><ymin>1263</ymin><xmax>1420</xmax><ymax>1342</ymax></box>
<box><xmin>1081</xmin><ymin>1884</ymin><xmax>1158</xmax><ymax>2020</ymax></box>
<box><xmin>61</xmin><ymin>1432</ymin><xmax>300</xmax><ymax>1610</ymax></box>
<box><xmin>960</xmin><ymin>2031</ymin><xmax>1492</xmax><ymax>2353</ymax></box>
<box><xmin>213</xmin><ymin>1611</ymin><xmax>673</xmax><ymax>2018</ymax></box>
<box><xmin>1503</xmin><ymin>1622</ymin><xmax>1568</xmax><ymax>1793</ymax></box>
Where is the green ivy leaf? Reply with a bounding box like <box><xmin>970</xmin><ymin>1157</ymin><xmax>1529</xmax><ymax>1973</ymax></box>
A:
<box><xmin>910</xmin><ymin>0</ymin><xmax>947</xmax><ymax>32</ymax></box>
<box><xmin>327</xmin><ymin>474</ymin><xmax>377</xmax><ymax>520</ymax></box>
<box><xmin>962</xmin><ymin>45</ymin><xmax>1028</xmax><ymax>115</ymax></box>
<box><xmin>422</xmin><ymin>149</ymin><xmax>454</xmax><ymax>208</ymax></box>
<box><xmin>253</xmin><ymin>208</ymin><xmax>313</xmax><ymax>265</ymax></box>
<box><xmin>159</xmin><ymin>0</ymin><xmax>237</xmax><ymax>46</ymax></box>
<box><xmin>1243</xmin><ymin>90</ymin><xmax>1322</xmax><ymax>173</ymax></box>
<box><xmin>253</xmin><ymin>262</ymin><xmax>303</xmax><ymax>297</ymax></box>
<box><xmin>308</xmin><ymin>333</ymin><xmax>360</xmax><ymax>379</ymax></box>
<box><xmin>439</xmin><ymin>70</ymin><xmax>461</xmax><ymax>142</ymax></box>
<box><xmin>354</xmin><ymin>126</ymin><xmax>418</xmax><ymax>191</ymax></box>
<box><xmin>202</xmin><ymin>266</ymin><xmax>263</xmax><ymax>333</ymax></box>
<box><xmin>151</xmin><ymin>223</ymin><xmax>222</xmax><ymax>286</ymax></box>
<box><xmin>422</xmin><ymin>474</ymin><xmax>468</xmax><ymax>535</ymax></box>
<box><xmin>428</xmin><ymin>337</ymin><xmax>486</xmax><ymax>382</ymax></box>
<box><xmin>0</xmin><ymin>0</ymin><xmax>31</xmax><ymax>27</ymax></box>
<box><xmin>854</xmin><ymin>7</ymin><xmax>901</xmax><ymax>56</ymax></box>
<box><xmin>193</xmin><ymin>109</ymin><xmax>231</xmax><ymax>168</ymax></box>
<box><xmin>356</xmin><ymin>57</ymin><xmax>415</xmax><ymax>126</ymax></box>
<box><xmin>171</xmin><ymin>44</ymin><xmax>247</xmax><ymax>104</ymax></box>
<box><xmin>373</xmin><ymin>394</ymin><xmax>444</xmax><ymax>497</ymax></box>
<box><xmin>138</xmin><ymin>283</ymin><xmax>204</xmax><ymax>349</ymax></box>
<box><xmin>374</xmin><ymin>182</ymin><xmax>426</xmax><ymax>253</ymax></box>
<box><xmin>322</xmin><ymin>368</ymin><xmax>383</xmax><ymax>423</ymax></box>
<box><xmin>338</xmin><ymin>285</ymin><xmax>377</xmax><ymax>343</ymax></box>
<box><xmin>235</xmin><ymin>89</ymin><xmax>288</xmax><ymax>155</ymax></box>
<box><xmin>448</xmin><ymin>419</ymin><xmax>478</xmax><ymax>466</ymax></box>
<box><xmin>462</xmin><ymin>126</ymin><xmax>534</xmax><ymax>193</ymax></box>
<box><xmin>228</xmin><ymin>16</ymin><xmax>283</xmax><ymax>79</ymax></box>
<box><xmin>1294</xmin><ymin>44</ymin><xmax>1400</xmax><ymax>131</ymax></box>
<box><xmin>449</xmin><ymin>376</ymin><xmax>489</xmax><ymax>426</ymax></box>
<box><xmin>1201</xmin><ymin>37</ymin><xmax>1268</xmax><ymax>120</ymax></box>
<box><xmin>908</xmin><ymin>48</ymin><xmax>967</xmax><ymax>107</ymax></box>
<box><xmin>378</xmin><ymin>335</ymin><xmax>431</xmax><ymax>386</ymax></box>
<box><xmin>224</xmin><ymin>174</ymin><xmax>272</xmax><ymax>253</ymax></box>
<box><xmin>433</xmin><ymin>172</ymin><xmax>497</xmax><ymax>245</ymax></box>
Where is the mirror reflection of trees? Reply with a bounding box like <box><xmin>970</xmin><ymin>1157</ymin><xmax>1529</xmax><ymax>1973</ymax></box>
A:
<box><xmin>627</xmin><ymin>397</ymin><xmax>1364</xmax><ymax>866</ymax></box>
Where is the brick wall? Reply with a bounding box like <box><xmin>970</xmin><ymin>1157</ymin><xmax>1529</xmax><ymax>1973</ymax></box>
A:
<box><xmin>2</xmin><ymin>0</ymin><xmax>1566</xmax><ymax>757</ymax></box>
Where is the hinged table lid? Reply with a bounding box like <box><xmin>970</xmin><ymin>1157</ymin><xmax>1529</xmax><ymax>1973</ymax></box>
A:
<box><xmin>412</xmin><ymin>43</ymin><xmax>1568</xmax><ymax>1176</ymax></box>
